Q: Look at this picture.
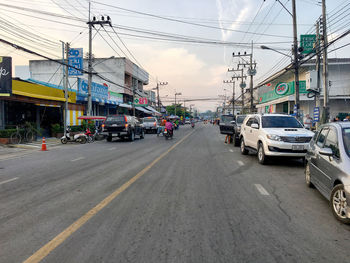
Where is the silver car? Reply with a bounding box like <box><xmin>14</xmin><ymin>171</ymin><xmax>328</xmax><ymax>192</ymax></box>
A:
<box><xmin>305</xmin><ymin>122</ymin><xmax>350</xmax><ymax>224</ymax></box>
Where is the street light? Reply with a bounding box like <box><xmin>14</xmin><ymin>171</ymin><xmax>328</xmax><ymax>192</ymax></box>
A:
<box><xmin>174</xmin><ymin>92</ymin><xmax>182</xmax><ymax>116</ymax></box>
<box><xmin>260</xmin><ymin>45</ymin><xmax>292</xmax><ymax>58</ymax></box>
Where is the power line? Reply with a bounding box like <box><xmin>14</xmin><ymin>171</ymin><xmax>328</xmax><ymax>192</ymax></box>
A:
<box><xmin>90</xmin><ymin>1</ymin><xmax>292</xmax><ymax>39</ymax></box>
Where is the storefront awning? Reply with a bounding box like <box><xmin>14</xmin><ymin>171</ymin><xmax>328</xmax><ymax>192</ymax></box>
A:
<box><xmin>13</xmin><ymin>79</ymin><xmax>76</xmax><ymax>103</ymax></box>
<box><xmin>119</xmin><ymin>103</ymin><xmax>132</xmax><ymax>109</ymax></box>
<box><xmin>145</xmin><ymin>106</ymin><xmax>161</xmax><ymax>116</ymax></box>
<box><xmin>135</xmin><ymin>106</ymin><xmax>152</xmax><ymax>114</ymax></box>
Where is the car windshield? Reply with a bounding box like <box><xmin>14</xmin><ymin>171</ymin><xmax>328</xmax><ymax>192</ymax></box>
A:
<box><xmin>236</xmin><ymin>116</ymin><xmax>246</xmax><ymax>124</ymax></box>
<box><xmin>342</xmin><ymin>128</ymin><xmax>350</xmax><ymax>157</ymax></box>
<box><xmin>221</xmin><ymin>115</ymin><xmax>234</xmax><ymax>122</ymax></box>
<box><xmin>262</xmin><ymin>116</ymin><xmax>303</xmax><ymax>128</ymax></box>
<box><xmin>105</xmin><ymin>116</ymin><xmax>125</xmax><ymax>123</ymax></box>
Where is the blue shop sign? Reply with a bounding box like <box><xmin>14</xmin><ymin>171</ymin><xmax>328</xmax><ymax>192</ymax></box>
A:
<box><xmin>77</xmin><ymin>78</ymin><xmax>108</xmax><ymax>101</ymax></box>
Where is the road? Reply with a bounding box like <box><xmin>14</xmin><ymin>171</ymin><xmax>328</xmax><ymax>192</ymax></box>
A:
<box><xmin>1</xmin><ymin>123</ymin><xmax>350</xmax><ymax>263</ymax></box>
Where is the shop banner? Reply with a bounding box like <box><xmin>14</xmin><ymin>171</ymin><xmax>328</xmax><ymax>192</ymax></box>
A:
<box><xmin>68</xmin><ymin>48</ymin><xmax>83</xmax><ymax>76</ymax></box>
<box><xmin>134</xmin><ymin>97</ymin><xmax>148</xmax><ymax>106</ymax></box>
<box><xmin>0</xmin><ymin>56</ymin><xmax>12</xmax><ymax>96</ymax></box>
<box><xmin>109</xmin><ymin>91</ymin><xmax>123</xmax><ymax>104</ymax></box>
<box><xmin>77</xmin><ymin>78</ymin><xmax>108</xmax><ymax>101</ymax></box>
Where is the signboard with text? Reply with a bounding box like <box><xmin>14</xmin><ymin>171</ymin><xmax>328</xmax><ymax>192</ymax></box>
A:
<box><xmin>77</xmin><ymin>78</ymin><xmax>108</xmax><ymax>101</ymax></box>
<box><xmin>68</xmin><ymin>48</ymin><xmax>83</xmax><ymax>76</ymax></box>
<box><xmin>300</xmin><ymin>35</ymin><xmax>316</xmax><ymax>54</ymax></box>
<box><xmin>314</xmin><ymin>107</ymin><xmax>320</xmax><ymax>122</ymax></box>
<box><xmin>0</xmin><ymin>56</ymin><xmax>12</xmax><ymax>96</ymax></box>
<box><xmin>134</xmin><ymin>97</ymin><xmax>148</xmax><ymax>106</ymax></box>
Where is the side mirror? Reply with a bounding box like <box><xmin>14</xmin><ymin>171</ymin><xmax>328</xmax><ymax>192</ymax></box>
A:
<box><xmin>251</xmin><ymin>123</ymin><xmax>259</xmax><ymax>129</ymax></box>
<box><xmin>319</xmin><ymin>147</ymin><xmax>333</xmax><ymax>157</ymax></box>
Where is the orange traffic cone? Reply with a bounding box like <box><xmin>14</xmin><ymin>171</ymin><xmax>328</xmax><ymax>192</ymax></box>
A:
<box><xmin>41</xmin><ymin>137</ymin><xmax>47</xmax><ymax>151</ymax></box>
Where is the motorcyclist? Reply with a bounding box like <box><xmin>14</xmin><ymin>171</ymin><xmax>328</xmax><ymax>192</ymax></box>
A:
<box><xmin>191</xmin><ymin>118</ymin><xmax>195</xmax><ymax>128</ymax></box>
<box><xmin>165</xmin><ymin>120</ymin><xmax>174</xmax><ymax>136</ymax></box>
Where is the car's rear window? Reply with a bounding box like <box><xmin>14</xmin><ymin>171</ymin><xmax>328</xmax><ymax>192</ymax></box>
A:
<box><xmin>105</xmin><ymin>116</ymin><xmax>125</xmax><ymax>124</ymax></box>
<box><xmin>236</xmin><ymin>116</ymin><xmax>246</xmax><ymax>124</ymax></box>
<box><xmin>221</xmin><ymin>115</ymin><xmax>234</xmax><ymax>122</ymax></box>
<box><xmin>262</xmin><ymin>116</ymin><xmax>303</xmax><ymax>128</ymax></box>
<box><xmin>342</xmin><ymin>128</ymin><xmax>350</xmax><ymax>157</ymax></box>
<box><xmin>143</xmin><ymin>118</ymin><xmax>156</xmax><ymax>122</ymax></box>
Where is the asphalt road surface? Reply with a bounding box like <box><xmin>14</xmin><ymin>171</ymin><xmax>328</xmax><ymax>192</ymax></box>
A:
<box><xmin>1</xmin><ymin>123</ymin><xmax>350</xmax><ymax>263</ymax></box>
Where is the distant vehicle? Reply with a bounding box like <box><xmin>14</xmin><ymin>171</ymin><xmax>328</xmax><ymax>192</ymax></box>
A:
<box><xmin>232</xmin><ymin>115</ymin><xmax>247</xmax><ymax>146</ymax></box>
<box><xmin>240</xmin><ymin>114</ymin><xmax>314</xmax><ymax>164</ymax></box>
<box><xmin>142</xmin><ymin>117</ymin><xmax>158</xmax><ymax>133</ymax></box>
<box><xmin>305</xmin><ymin>122</ymin><xmax>350</xmax><ymax>224</ymax></box>
<box><xmin>102</xmin><ymin>115</ymin><xmax>145</xmax><ymax>142</ymax></box>
<box><xmin>185</xmin><ymin>120</ymin><xmax>191</xmax><ymax>124</ymax></box>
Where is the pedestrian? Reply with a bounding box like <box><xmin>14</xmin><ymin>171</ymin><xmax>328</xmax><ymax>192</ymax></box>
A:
<box><xmin>304</xmin><ymin>114</ymin><xmax>313</xmax><ymax>129</ymax></box>
<box><xmin>343</xmin><ymin>115</ymin><xmax>350</xmax><ymax>122</ymax></box>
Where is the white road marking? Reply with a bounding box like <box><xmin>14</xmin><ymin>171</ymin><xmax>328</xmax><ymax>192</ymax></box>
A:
<box><xmin>71</xmin><ymin>157</ymin><xmax>85</xmax><ymax>162</ymax></box>
<box><xmin>237</xmin><ymin>160</ymin><xmax>244</xmax><ymax>166</ymax></box>
<box><xmin>229</xmin><ymin>149</ymin><xmax>234</xmax><ymax>152</ymax></box>
<box><xmin>254</xmin><ymin>184</ymin><xmax>270</xmax><ymax>196</ymax></box>
<box><xmin>108</xmin><ymin>147</ymin><xmax>116</xmax><ymax>150</ymax></box>
<box><xmin>0</xmin><ymin>177</ymin><xmax>18</xmax><ymax>185</ymax></box>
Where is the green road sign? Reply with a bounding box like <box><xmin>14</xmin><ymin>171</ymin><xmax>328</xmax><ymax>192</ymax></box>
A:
<box><xmin>300</xmin><ymin>34</ymin><xmax>316</xmax><ymax>54</ymax></box>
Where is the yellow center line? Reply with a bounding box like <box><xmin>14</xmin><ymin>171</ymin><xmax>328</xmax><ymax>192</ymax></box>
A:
<box><xmin>23</xmin><ymin>130</ymin><xmax>195</xmax><ymax>263</ymax></box>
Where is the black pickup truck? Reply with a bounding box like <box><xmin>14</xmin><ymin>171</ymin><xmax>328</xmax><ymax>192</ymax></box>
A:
<box><xmin>219</xmin><ymin>114</ymin><xmax>247</xmax><ymax>146</ymax></box>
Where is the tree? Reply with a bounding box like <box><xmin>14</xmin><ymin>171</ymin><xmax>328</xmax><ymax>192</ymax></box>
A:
<box><xmin>166</xmin><ymin>104</ymin><xmax>192</xmax><ymax>118</ymax></box>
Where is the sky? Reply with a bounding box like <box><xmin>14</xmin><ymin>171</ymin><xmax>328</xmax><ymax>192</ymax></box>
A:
<box><xmin>0</xmin><ymin>0</ymin><xmax>349</xmax><ymax>112</ymax></box>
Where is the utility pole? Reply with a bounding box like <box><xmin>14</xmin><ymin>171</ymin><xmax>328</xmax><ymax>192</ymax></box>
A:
<box><xmin>315</xmin><ymin>18</ymin><xmax>321</xmax><ymax>129</ymax></box>
<box><xmin>154</xmin><ymin>81</ymin><xmax>168</xmax><ymax>112</ymax></box>
<box><xmin>231</xmin><ymin>50</ymin><xmax>255</xmax><ymax>113</ymax></box>
<box><xmin>321</xmin><ymin>0</ymin><xmax>329</xmax><ymax>123</ymax></box>
<box><xmin>292</xmin><ymin>0</ymin><xmax>300</xmax><ymax>119</ymax></box>
<box><xmin>174</xmin><ymin>92</ymin><xmax>181</xmax><ymax>116</ymax></box>
<box><xmin>223</xmin><ymin>79</ymin><xmax>235</xmax><ymax>115</ymax></box>
<box><xmin>87</xmin><ymin>4</ymin><xmax>111</xmax><ymax>116</ymax></box>
<box><xmin>228</xmin><ymin>67</ymin><xmax>247</xmax><ymax>114</ymax></box>
<box><xmin>60</xmin><ymin>41</ymin><xmax>69</xmax><ymax>136</ymax></box>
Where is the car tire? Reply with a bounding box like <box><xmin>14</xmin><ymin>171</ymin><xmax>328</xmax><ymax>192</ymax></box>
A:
<box><xmin>305</xmin><ymin>162</ymin><xmax>315</xmax><ymax>188</ymax></box>
<box><xmin>107</xmin><ymin>136</ymin><xmax>112</xmax><ymax>142</ymax></box>
<box><xmin>240</xmin><ymin>138</ymin><xmax>248</xmax><ymax>155</ymax></box>
<box><xmin>257</xmin><ymin>142</ymin><xmax>268</xmax><ymax>165</ymax></box>
<box><xmin>330</xmin><ymin>184</ymin><xmax>350</xmax><ymax>224</ymax></box>
<box><xmin>140</xmin><ymin>129</ymin><xmax>145</xmax><ymax>139</ymax></box>
<box><xmin>234</xmin><ymin>136</ymin><xmax>240</xmax><ymax>147</ymax></box>
<box><xmin>129</xmin><ymin>130</ymin><xmax>135</xmax><ymax>141</ymax></box>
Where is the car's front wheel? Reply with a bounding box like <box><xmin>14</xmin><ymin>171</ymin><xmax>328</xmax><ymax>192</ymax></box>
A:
<box><xmin>129</xmin><ymin>130</ymin><xmax>135</xmax><ymax>141</ymax></box>
<box><xmin>305</xmin><ymin>162</ymin><xmax>314</xmax><ymax>188</ymax></box>
<box><xmin>257</xmin><ymin>142</ymin><xmax>268</xmax><ymax>165</ymax></box>
<box><xmin>240</xmin><ymin>138</ymin><xmax>248</xmax><ymax>155</ymax></box>
<box><xmin>331</xmin><ymin>184</ymin><xmax>350</xmax><ymax>224</ymax></box>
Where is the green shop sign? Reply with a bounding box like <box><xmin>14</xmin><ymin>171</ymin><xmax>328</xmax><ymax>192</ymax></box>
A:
<box><xmin>258</xmin><ymin>81</ymin><xmax>307</xmax><ymax>104</ymax></box>
<box><xmin>300</xmin><ymin>34</ymin><xmax>316</xmax><ymax>54</ymax></box>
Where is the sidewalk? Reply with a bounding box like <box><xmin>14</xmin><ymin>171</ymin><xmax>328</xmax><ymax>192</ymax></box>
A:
<box><xmin>0</xmin><ymin>138</ymin><xmax>61</xmax><ymax>161</ymax></box>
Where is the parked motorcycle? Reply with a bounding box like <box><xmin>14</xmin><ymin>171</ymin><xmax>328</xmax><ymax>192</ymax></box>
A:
<box><xmin>85</xmin><ymin>128</ymin><xmax>94</xmax><ymax>143</ymax></box>
<box><xmin>61</xmin><ymin>128</ymin><xmax>87</xmax><ymax>144</ymax></box>
<box><xmin>164</xmin><ymin>128</ymin><xmax>173</xmax><ymax>140</ymax></box>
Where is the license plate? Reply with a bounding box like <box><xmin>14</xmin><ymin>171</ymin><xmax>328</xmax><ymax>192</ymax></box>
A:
<box><xmin>292</xmin><ymin>145</ymin><xmax>304</xmax><ymax>151</ymax></box>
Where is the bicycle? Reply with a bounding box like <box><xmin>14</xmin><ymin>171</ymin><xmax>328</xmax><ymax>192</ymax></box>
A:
<box><xmin>10</xmin><ymin>126</ymin><xmax>22</xmax><ymax>144</ymax></box>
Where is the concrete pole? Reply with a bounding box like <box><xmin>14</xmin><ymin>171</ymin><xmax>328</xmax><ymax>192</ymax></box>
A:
<box><xmin>292</xmin><ymin>0</ymin><xmax>300</xmax><ymax>118</ymax></box>
<box><xmin>250</xmin><ymin>41</ymin><xmax>254</xmax><ymax>113</ymax></box>
<box><xmin>174</xmin><ymin>93</ymin><xmax>177</xmax><ymax>116</ymax></box>
<box><xmin>322</xmin><ymin>0</ymin><xmax>329</xmax><ymax>123</ymax></box>
<box><xmin>232</xmin><ymin>81</ymin><xmax>235</xmax><ymax>115</ymax></box>
<box><xmin>64</xmin><ymin>42</ymin><xmax>69</xmax><ymax>135</ymax></box>
<box><xmin>87</xmin><ymin>1</ymin><xmax>93</xmax><ymax>116</ymax></box>
<box><xmin>315</xmin><ymin>20</ymin><xmax>321</xmax><ymax>129</ymax></box>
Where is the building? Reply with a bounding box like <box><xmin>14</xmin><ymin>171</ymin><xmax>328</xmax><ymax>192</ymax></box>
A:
<box><xmin>255</xmin><ymin>58</ymin><xmax>350</xmax><ymax>120</ymax></box>
<box><xmin>29</xmin><ymin>57</ymin><xmax>150</xmax><ymax>116</ymax></box>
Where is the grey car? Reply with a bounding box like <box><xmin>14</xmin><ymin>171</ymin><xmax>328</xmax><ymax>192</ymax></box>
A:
<box><xmin>305</xmin><ymin>122</ymin><xmax>350</xmax><ymax>224</ymax></box>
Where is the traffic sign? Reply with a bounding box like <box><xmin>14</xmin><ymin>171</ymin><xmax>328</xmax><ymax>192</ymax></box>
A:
<box><xmin>314</xmin><ymin>107</ymin><xmax>320</xmax><ymax>122</ymax></box>
<box><xmin>68</xmin><ymin>48</ymin><xmax>83</xmax><ymax>76</ymax></box>
<box><xmin>300</xmin><ymin>35</ymin><xmax>316</xmax><ymax>54</ymax></box>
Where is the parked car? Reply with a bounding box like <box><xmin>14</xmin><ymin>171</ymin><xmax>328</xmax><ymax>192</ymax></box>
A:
<box><xmin>219</xmin><ymin>114</ymin><xmax>235</xmax><ymax>135</ymax></box>
<box><xmin>305</xmin><ymin>122</ymin><xmax>350</xmax><ymax>224</ymax></box>
<box><xmin>240</xmin><ymin>113</ymin><xmax>314</xmax><ymax>164</ymax></box>
<box><xmin>142</xmin><ymin>117</ymin><xmax>158</xmax><ymax>133</ymax></box>
<box><xmin>185</xmin><ymin>119</ymin><xmax>191</xmax><ymax>125</ymax></box>
<box><xmin>102</xmin><ymin>115</ymin><xmax>145</xmax><ymax>142</ymax></box>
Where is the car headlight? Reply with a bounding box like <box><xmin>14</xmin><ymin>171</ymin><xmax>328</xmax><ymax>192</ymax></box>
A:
<box><xmin>266</xmin><ymin>134</ymin><xmax>282</xmax><ymax>141</ymax></box>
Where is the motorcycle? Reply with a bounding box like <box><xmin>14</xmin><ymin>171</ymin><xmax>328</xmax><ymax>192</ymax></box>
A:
<box><xmin>61</xmin><ymin>128</ymin><xmax>87</xmax><ymax>144</ymax></box>
<box><xmin>191</xmin><ymin>122</ymin><xmax>195</xmax><ymax>128</ymax></box>
<box><xmin>164</xmin><ymin>128</ymin><xmax>173</xmax><ymax>140</ymax></box>
<box><xmin>85</xmin><ymin>128</ymin><xmax>94</xmax><ymax>143</ymax></box>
